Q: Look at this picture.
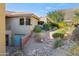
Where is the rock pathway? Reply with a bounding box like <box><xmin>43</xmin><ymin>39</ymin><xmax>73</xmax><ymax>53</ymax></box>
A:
<box><xmin>23</xmin><ymin>31</ymin><xmax>71</xmax><ymax>56</ymax></box>
<box><xmin>6</xmin><ymin>31</ymin><xmax>73</xmax><ymax>56</ymax></box>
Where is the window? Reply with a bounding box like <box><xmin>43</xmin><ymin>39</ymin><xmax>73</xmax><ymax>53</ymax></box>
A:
<box><xmin>20</xmin><ymin>18</ymin><xmax>24</xmax><ymax>25</ymax></box>
<box><xmin>19</xmin><ymin>17</ymin><xmax>31</xmax><ymax>25</ymax></box>
<box><xmin>26</xmin><ymin>18</ymin><xmax>30</xmax><ymax>25</ymax></box>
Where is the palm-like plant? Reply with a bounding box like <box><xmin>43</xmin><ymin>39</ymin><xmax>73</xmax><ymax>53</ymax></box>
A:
<box><xmin>47</xmin><ymin>10</ymin><xmax>64</xmax><ymax>23</ymax></box>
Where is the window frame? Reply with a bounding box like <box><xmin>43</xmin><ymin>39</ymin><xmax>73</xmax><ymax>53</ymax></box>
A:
<box><xmin>26</xmin><ymin>18</ymin><xmax>31</xmax><ymax>25</ymax></box>
<box><xmin>19</xmin><ymin>17</ymin><xmax>24</xmax><ymax>25</ymax></box>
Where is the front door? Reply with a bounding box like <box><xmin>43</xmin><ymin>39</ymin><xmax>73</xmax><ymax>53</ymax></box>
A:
<box><xmin>15</xmin><ymin>35</ymin><xmax>21</xmax><ymax>47</ymax></box>
<box><xmin>15</xmin><ymin>34</ymin><xmax>25</xmax><ymax>47</ymax></box>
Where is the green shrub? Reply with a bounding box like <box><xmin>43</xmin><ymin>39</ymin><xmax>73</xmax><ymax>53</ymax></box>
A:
<box><xmin>43</xmin><ymin>23</ymin><xmax>50</xmax><ymax>30</ymax></box>
<box><xmin>49</xmin><ymin>23</ymin><xmax>59</xmax><ymax>29</ymax></box>
<box><xmin>34</xmin><ymin>26</ymin><xmax>42</xmax><ymax>33</ymax></box>
<box><xmin>53</xmin><ymin>38</ymin><xmax>63</xmax><ymax>48</ymax></box>
<box><xmin>52</xmin><ymin>29</ymin><xmax>64</xmax><ymax>38</ymax></box>
<box><xmin>53</xmin><ymin>33</ymin><xmax>64</xmax><ymax>38</ymax></box>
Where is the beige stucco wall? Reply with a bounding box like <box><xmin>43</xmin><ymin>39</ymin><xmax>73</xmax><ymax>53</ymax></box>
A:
<box><xmin>6</xmin><ymin>16</ymin><xmax>38</xmax><ymax>36</ymax></box>
<box><xmin>0</xmin><ymin>4</ymin><xmax>5</xmax><ymax>56</ymax></box>
<box><xmin>31</xmin><ymin>17</ymin><xmax>38</xmax><ymax>26</ymax></box>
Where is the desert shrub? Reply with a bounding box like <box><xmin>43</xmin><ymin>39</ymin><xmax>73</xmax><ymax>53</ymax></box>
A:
<box><xmin>53</xmin><ymin>33</ymin><xmax>64</xmax><ymax>38</ymax></box>
<box><xmin>34</xmin><ymin>26</ymin><xmax>42</xmax><ymax>33</ymax></box>
<box><xmin>68</xmin><ymin>43</ymin><xmax>79</xmax><ymax>56</ymax></box>
<box><xmin>52</xmin><ymin>38</ymin><xmax>63</xmax><ymax>48</ymax></box>
<box><xmin>58</xmin><ymin>21</ymin><xmax>66</xmax><ymax>28</ymax></box>
<box><xmin>52</xmin><ymin>29</ymin><xmax>64</xmax><ymax>38</ymax></box>
<box><xmin>43</xmin><ymin>23</ymin><xmax>51</xmax><ymax>30</ymax></box>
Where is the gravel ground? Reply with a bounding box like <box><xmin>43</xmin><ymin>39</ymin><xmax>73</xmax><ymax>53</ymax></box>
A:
<box><xmin>6</xmin><ymin>31</ymin><xmax>73</xmax><ymax>56</ymax></box>
<box><xmin>23</xmin><ymin>31</ymin><xmax>72</xmax><ymax>56</ymax></box>
<box><xmin>6</xmin><ymin>46</ymin><xmax>24</xmax><ymax>56</ymax></box>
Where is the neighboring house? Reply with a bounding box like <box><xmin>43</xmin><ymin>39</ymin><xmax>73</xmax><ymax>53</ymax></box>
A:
<box><xmin>39</xmin><ymin>16</ymin><xmax>48</xmax><ymax>23</ymax></box>
<box><xmin>5</xmin><ymin>11</ymin><xmax>39</xmax><ymax>47</ymax></box>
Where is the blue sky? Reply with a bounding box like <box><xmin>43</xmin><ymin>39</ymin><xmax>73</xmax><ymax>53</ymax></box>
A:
<box><xmin>6</xmin><ymin>3</ymin><xmax>79</xmax><ymax>17</ymax></box>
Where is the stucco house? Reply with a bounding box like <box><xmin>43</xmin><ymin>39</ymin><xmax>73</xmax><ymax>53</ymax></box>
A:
<box><xmin>39</xmin><ymin>16</ymin><xmax>48</xmax><ymax>23</ymax></box>
<box><xmin>5</xmin><ymin>11</ymin><xmax>39</xmax><ymax>47</ymax></box>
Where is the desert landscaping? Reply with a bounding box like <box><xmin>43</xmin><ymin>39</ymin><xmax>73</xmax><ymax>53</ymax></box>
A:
<box><xmin>6</xmin><ymin>8</ymin><xmax>79</xmax><ymax>56</ymax></box>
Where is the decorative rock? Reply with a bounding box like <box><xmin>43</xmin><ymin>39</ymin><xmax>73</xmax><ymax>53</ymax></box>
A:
<box><xmin>71</xmin><ymin>26</ymin><xmax>79</xmax><ymax>41</ymax></box>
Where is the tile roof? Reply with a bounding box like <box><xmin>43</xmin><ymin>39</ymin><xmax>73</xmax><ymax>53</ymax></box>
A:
<box><xmin>6</xmin><ymin>11</ymin><xmax>39</xmax><ymax>19</ymax></box>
